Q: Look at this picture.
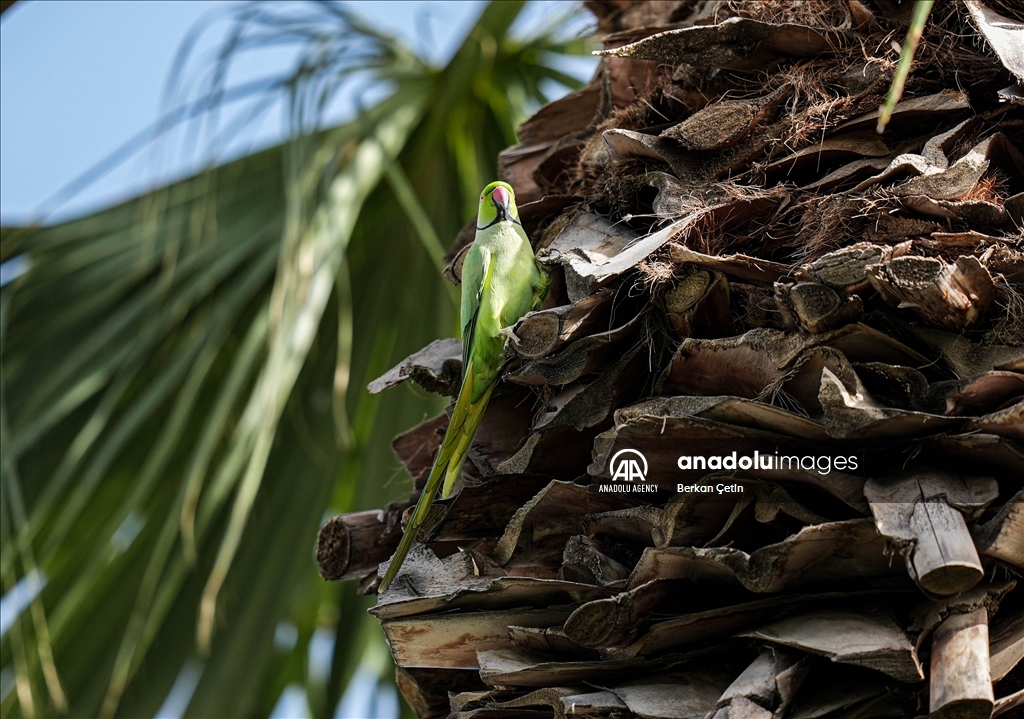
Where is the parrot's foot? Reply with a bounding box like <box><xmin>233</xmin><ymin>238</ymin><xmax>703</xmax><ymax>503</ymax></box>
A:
<box><xmin>499</xmin><ymin>326</ymin><xmax>522</xmax><ymax>347</ymax></box>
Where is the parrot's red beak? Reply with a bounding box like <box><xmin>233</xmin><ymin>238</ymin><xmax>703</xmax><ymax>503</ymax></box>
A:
<box><xmin>491</xmin><ymin>186</ymin><xmax>511</xmax><ymax>218</ymax></box>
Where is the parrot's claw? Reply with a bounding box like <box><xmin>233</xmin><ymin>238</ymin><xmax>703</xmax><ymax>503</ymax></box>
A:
<box><xmin>500</xmin><ymin>326</ymin><xmax>522</xmax><ymax>347</ymax></box>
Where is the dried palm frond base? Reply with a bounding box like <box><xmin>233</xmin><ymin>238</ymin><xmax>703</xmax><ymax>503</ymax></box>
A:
<box><xmin>319</xmin><ymin>1</ymin><xmax>1024</xmax><ymax>717</ymax></box>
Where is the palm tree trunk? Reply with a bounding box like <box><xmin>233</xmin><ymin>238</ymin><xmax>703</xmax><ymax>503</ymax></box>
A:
<box><xmin>320</xmin><ymin>1</ymin><xmax>1024</xmax><ymax>716</ymax></box>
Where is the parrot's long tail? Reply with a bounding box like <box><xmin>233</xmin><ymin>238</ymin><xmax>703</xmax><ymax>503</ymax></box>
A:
<box><xmin>378</xmin><ymin>370</ymin><xmax>494</xmax><ymax>592</ymax></box>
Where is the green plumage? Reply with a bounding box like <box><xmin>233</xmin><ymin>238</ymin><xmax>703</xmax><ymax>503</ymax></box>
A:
<box><xmin>378</xmin><ymin>181</ymin><xmax>547</xmax><ymax>592</ymax></box>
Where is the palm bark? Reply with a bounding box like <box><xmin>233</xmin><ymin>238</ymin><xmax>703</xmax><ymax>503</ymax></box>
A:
<box><xmin>320</xmin><ymin>1</ymin><xmax>1023</xmax><ymax>717</ymax></box>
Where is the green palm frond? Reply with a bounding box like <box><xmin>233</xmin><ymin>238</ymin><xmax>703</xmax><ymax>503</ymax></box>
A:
<box><xmin>0</xmin><ymin>2</ymin><xmax>593</xmax><ymax>716</ymax></box>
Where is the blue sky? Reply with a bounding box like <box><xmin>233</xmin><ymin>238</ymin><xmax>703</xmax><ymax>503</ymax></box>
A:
<box><xmin>1</xmin><ymin>1</ymin><xmax>593</xmax><ymax>225</ymax></box>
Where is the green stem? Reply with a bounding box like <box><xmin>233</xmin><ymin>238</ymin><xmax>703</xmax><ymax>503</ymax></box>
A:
<box><xmin>877</xmin><ymin>0</ymin><xmax>934</xmax><ymax>134</ymax></box>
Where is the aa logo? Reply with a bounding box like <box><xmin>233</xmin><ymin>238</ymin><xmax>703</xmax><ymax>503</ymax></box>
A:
<box><xmin>610</xmin><ymin>449</ymin><xmax>648</xmax><ymax>482</ymax></box>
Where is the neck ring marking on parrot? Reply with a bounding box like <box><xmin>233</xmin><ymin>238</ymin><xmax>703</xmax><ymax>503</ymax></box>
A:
<box><xmin>476</xmin><ymin>217</ymin><xmax>522</xmax><ymax>231</ymax></box>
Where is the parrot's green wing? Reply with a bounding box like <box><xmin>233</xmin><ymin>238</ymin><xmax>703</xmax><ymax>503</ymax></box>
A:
<box><xmin>532</xmin><ymin>257</ymin><xmax>549</xmax><ymax>311</ymax></box>
<box><xmin>378</xmin><ymin>247</ymin><xmax>493</xmax><ymax>593</ymax></box>
<box><xmin>460</xmin><ymin>245</ymin><xmax>488</xmax><ymax>372</ymax></box>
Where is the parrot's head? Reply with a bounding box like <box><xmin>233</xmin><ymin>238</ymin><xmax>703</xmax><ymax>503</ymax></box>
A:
<box><xmin>477</xmin><ymin>181</ymin><xmax>521</xmax><ymax>229</ymax></box>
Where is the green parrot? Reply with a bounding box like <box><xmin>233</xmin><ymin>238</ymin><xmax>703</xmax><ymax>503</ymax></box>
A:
<box><xmin>379</xmin><ymin>181</ymin><xmax>548</xmax><ymax>592</ymax></box>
